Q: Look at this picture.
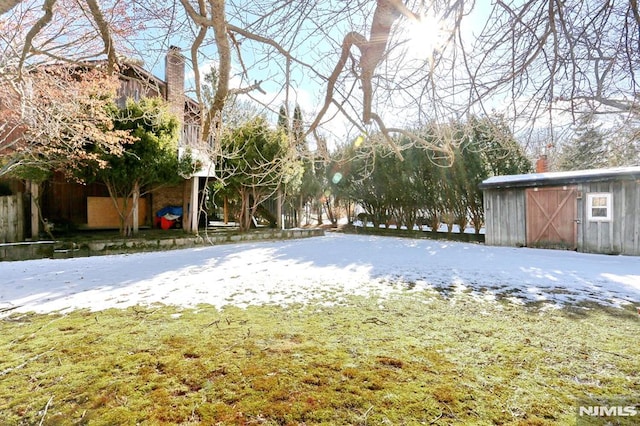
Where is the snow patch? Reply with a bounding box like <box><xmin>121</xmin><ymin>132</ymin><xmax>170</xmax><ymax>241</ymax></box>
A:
<box><xmin>1</xmin><ymin>233</ymin><xmax>638</xmax><ymax>315</ymax></box>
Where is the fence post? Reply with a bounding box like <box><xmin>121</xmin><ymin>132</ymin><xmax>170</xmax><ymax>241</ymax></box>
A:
<box><xmin>0</xmin><ymin>194</ymin><xmax>25</xmax><ymax>243</ymax></box>
<box><xmin>29</xmin><ymin>181</ymin><xmax>40</xmax><ymax>239</ymax></box>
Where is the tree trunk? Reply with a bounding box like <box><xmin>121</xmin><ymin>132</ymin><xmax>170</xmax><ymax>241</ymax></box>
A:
<box><xmin>428</xmin><ymin>213</ymin><xmax>439</xmax><ymax>232</ymax></box>
<box><xmin>325</xmin><ymin>198</ymin><xmax>336</xmax><ymax>226</ymax></box>
<box><xmin>316</xmin><ymin>199</ymin><xmax>323</xmax><ymax>225</ymax></box>
<box><xmin>132</xmin><ymin>180</ymin><xmax>140</xmax><ymax>235</ymax></box>
<box><xmin>238</xmin><ymin>189</ymin><xmax>251</xmax><ymax>231</ymax></box>
<box><xmin>298</xmin><ymin>194</ymin><xmax>304</xmax><ymax>227</ymax></box>
<box><xmin>223</xmin><ymin>196</ymin><xmax>229</xmax><ymax>224</ymax></box>
<box><xmin>29</xmin><ymin>180</ymin><xmax>54</xmax><ymax>240</ymax></box>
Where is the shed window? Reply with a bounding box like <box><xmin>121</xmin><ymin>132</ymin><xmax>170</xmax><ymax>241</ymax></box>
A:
<box><xmin>587</xmin><ymin>193</ymin><xmax>612</xmax><ymax>221</ymax></box>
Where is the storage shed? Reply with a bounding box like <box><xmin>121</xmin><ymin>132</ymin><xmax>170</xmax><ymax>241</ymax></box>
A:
<box><xmin>479</xmin><ymin>166</ymin><xmax>640</xmax><ymax>255</ymax></box>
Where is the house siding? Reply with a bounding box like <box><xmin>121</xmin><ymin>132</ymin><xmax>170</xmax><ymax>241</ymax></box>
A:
<box><xmin>116</xmin><ymin>77</ymin><xmax>162</xmax><ymax>106</ymax></box>
<box><xmin>483</xmin><ymin>188</ymin><xmax>526</xmax><ymax>247</ymax></box>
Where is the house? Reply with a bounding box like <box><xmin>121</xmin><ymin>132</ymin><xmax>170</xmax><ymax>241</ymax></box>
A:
<box><xmin>1</xmin><ymin>47</ymin><xmax>214</xmax><ymax>239</ymax></box>
<box><xmin>479</xmin><ymin>166</ymin><xmax>640</xmax><ymax>255</ymax></box>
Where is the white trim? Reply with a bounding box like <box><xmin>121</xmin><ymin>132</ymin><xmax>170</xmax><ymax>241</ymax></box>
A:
<box><xmin>189</xmin><ymin>177</ymin><xmax>199</xmax><ymax>232</ymax></box>
<box><xmin>586</xmin><ymin>193</ymin><xmax>612</xmax><ymax>222</ymax></box>
<box><xmin>482</xmin><ymin>166</ymin><xmax>640</xmax><ymax>187</ymax></box>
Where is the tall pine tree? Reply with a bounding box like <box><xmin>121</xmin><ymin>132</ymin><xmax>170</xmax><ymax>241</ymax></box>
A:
<box><xmin>277</xmin><ymin>105</ymin><xmax>290</xmax><ymax>134</ymax></box>
<box><xmin>558</xmin><ymin>115</ymin><xmax>607</xmax><ymax>171</ymax></box>
<box><xmin>292</xmin><ymin>104</ymin><xmax>306</xmax><ymax>156</ymax></box>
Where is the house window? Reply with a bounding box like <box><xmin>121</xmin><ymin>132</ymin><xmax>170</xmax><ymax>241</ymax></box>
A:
<box><xmin>587</xmin><ymin>193</ymin><xmax>612</xmax><ymax>222</ymax></box>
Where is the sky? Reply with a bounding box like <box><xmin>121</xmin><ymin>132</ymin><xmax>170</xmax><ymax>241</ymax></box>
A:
<box><xmin>5</xmin><ymin>0</ymin><xmax>631</xmax><ymax>153</ymax></box>
<box><xmin>1</xmin><ymin>232</ymin><xmax>638</xmax><ymax>316</ymax></box>
<box><xmin>133</xmin><ymin>0</ymin><xmax>500</xmax><ymax>149</ymax></box>
<box><xmin>123</xmin><ymin>0</ymin><xmax>610</xmax><ymax>156</ymax></box>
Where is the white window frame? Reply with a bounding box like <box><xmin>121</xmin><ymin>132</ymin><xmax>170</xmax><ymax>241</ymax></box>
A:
<box><xmin>586</xmin><ymin>193</ymin><xmax>612</xmax><ymax>222</ymax></box>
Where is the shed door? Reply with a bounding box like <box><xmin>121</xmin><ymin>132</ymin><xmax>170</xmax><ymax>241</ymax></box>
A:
<box><xmin>526</xmin><ymin>186</ymin><xmax>577</xmax><ymax>249</ymax></box>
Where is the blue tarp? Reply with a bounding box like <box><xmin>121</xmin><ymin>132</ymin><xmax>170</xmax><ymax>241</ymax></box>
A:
<box><xmin>156</xmin><ymin>206</ymin><xmax>183</xmax><ymax>217</ymax></box>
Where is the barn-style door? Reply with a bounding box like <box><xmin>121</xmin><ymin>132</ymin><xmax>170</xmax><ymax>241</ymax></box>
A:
<box><xmin>525</xmin><ymin>186</ymin><xmax>577</xmax><ymax>250</ymax></box>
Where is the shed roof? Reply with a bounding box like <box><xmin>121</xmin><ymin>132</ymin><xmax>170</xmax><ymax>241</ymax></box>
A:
<box><xmin>479</xmin><ymin>166</ymin><xmax>640</xmax><ymax>190</ymax></box>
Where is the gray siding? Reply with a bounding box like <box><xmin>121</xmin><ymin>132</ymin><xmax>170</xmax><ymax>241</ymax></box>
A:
<box><xmin>578</xmin><ymin>180</ymin><xmax>640</xmax><ymax>255</ymax></box>
<box><xmin>483</xmin><ymin>189</ymin><xmax>526</xmax><ymax>247</ymax></box>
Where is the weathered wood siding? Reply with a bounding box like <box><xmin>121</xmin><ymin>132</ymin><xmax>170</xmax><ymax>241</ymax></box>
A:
<box><xmin>578</xmin><ymin>180</ymin><xmax>640</xmax><ymax>255</ymax></box>
<box><xmin>0</xmin><ymin>194</ymin><xmax>24</xmax><ymax>243</ymax></box>
<box><xmin>483</xmin><ymin>188</ymin><xmax>526</xmax><ymax>247</ymax></box>
<box><xmin>116</xmin><ymin>73</ymin><xmax>163</xmax><ymax>107</ymax></box>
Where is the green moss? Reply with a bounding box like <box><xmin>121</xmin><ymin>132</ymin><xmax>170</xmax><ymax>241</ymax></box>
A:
<box><xmin>1</xmin><ymin>296</ymin><xmax>638</xmax><ymax>425</ymax></box>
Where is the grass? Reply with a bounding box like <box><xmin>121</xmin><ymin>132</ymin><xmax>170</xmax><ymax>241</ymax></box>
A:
<box><xmin>1</xmin><ymin>290</ymin><xmax>638</xmax><ymax>425</ymax></box>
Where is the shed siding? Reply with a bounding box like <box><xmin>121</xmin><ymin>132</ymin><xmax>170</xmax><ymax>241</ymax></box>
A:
<box><xmin>484</xmin><ymin>189</ymin><xmax>525</xmax><ymax>246</ymax></box>
<box><xmin>482</xmin><ymin>168</ymin><xmax>640</xmax><ymax>256</ymax></box>
<box><xmin>623</xmin><ymin>180</ymin><xmax>640</xmax><ymax>255</ymax></box>
<box><xmin>577</xmin><ymin>180</ymin><xmax>640</xmax><ymax>255</ymax></box>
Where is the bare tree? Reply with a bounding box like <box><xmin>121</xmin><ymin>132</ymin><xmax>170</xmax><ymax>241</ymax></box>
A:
<box><xmin>1</xmin><ymin>0</ymin><xmax>135</xmax><ymax>73</ymax></box>
<box><xmin>0</xmin><ymin>64</ymin><xmax>131</xmax><ymax>178</ymax></box>
<box><xmin>0</xmin><ymin>0</ymin><xmax>142</xmax><ymax>175</ymax></box>
<box><xmin>3</xmin><ymin>0</ymin><xmax>639</xmax><ymax>158</ymax></box>
<box><xmin>469</xmin><ymin>1</ymin><xmax>640</xmax><ymax>142</ymax></box>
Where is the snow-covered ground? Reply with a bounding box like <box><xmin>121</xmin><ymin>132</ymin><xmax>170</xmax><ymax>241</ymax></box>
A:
<box><xmin>1</xmin><ymin>232</ymin><xmax>638</xmax><ymax>315</ymax></box>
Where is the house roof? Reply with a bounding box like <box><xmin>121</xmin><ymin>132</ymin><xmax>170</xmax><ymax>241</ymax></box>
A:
<box><xmin>479</xmin><ymin>166</ymin><xmax>640</xmax><ymax>190</ymax></box>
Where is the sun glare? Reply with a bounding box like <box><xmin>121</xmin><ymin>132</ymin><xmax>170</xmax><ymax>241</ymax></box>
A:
<box><xmin>406</xmin><ymin>13</ymin><xmax>448</xmax><ymax>59</ymax></box>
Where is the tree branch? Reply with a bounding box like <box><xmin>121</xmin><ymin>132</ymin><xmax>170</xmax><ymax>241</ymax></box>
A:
<box><xmin>85</xmin><ymin>0</ymin><xmax>117</xmax><ymax>73</ymax></box>
<box><xmin>0</xmin><ymin>0</ymin><xmax>22</xmax><ymax>16</ymax></box>
<box><xmin>305</xmin><ymin>31</ymin><xmax>367</xmax><ymax>137</ymax></box>
<box><xmin>18</xmin><ymin>0</ymin><xmax>56</xmax><ymax>76</ymax></box>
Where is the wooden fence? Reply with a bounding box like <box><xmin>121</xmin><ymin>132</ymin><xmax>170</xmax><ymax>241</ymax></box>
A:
<box><xmin>0</xmin><ymin>194</ymin><xmax>24</xmax><ymax>243</ymax></box>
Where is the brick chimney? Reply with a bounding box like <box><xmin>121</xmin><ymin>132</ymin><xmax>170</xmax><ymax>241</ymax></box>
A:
<box><xmin>536</xmin><ymin>154</ymin><xmax>548</xmax><ymax>173</ymax></box>
<box><xmin>165</xmin><ymin>46</ymin><xmax>185</xmax><ymax>125</ymax></box>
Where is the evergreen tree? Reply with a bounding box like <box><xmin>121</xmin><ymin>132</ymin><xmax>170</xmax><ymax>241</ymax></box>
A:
<box><xmin>218</xmin><ymin>117</ymin><xmax>302</xmax><ymax>231</ymax></box>
<box><xmin>292</xmin><ymin>105</ymin><xmax>306</xmax><ymax>155</ymax></box>
<box><xmin>471</xmin><ymin>114</ymin><xmax>532</xmax><ymax>176</ymax></box>
<box><xmin>558</xmin><ymin>115</ymin><xmax>608</xmax><ymax>171</ymax></box>
<box><xmin>283</xmin><ymin>104</ymin><xmax>314</xmax><ymax>226</ymax></box>
<box><xmin>277</xmin><ymin>105</ymin><xmax>290</xmax><ymax>134</ymax></box>
<box><xmin>87</xmin><ymin>98</ymin><xmax>196</xmax><ymax>236</ymax></box>
<box><xmin>302</xmin><ymin>116</ymin><xmax>532</xmax><ymax>232</ymax></box>
<box><xmin>607</xmin><ymin>118</ymin><xmax>640</xmax><ymax>167</ymax></box>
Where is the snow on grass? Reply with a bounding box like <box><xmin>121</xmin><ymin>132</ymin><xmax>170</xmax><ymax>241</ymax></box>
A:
<box><xmin>1</xmin><ymin>233</ymin><xmax>638</xmax><ymax>315</ymax></box>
